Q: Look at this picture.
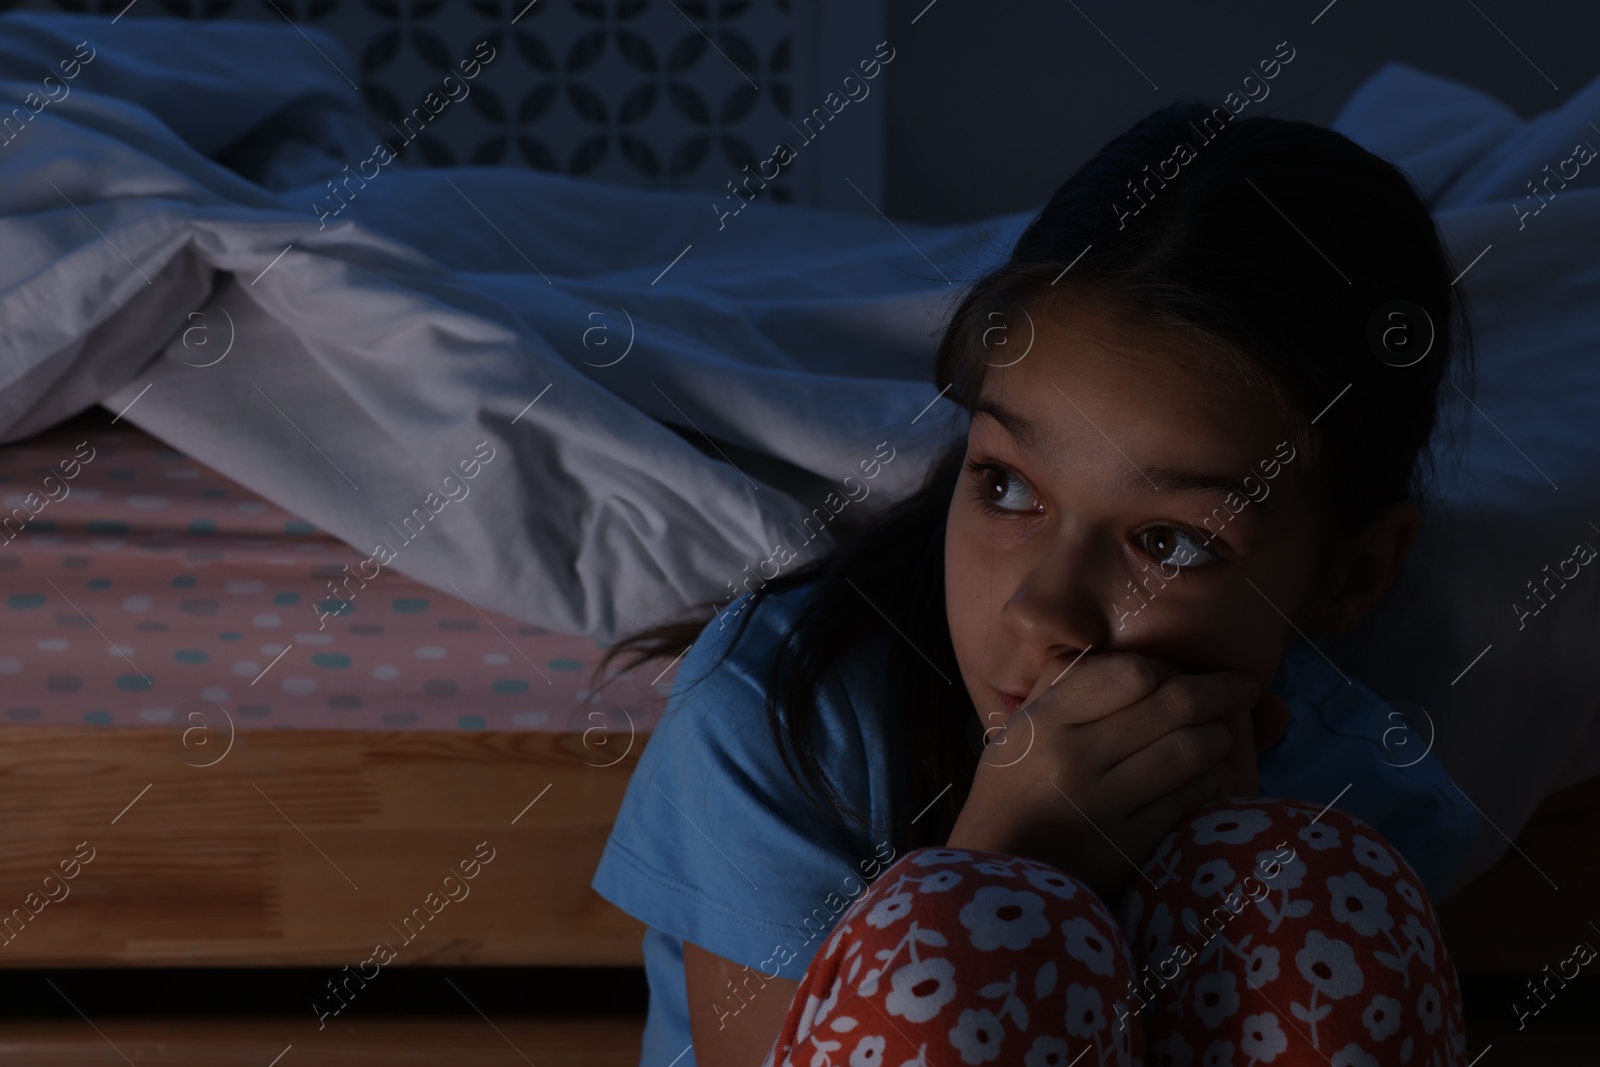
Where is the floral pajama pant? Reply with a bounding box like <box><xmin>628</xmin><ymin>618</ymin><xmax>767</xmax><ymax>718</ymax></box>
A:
<box><xmin>764</xmin><ymin>798</ymin><xmax>1467</xmax><ymax>1067</ymax></box>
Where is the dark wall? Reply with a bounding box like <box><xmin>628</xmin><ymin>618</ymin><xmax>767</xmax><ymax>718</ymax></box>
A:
<box><xmin>882</xmin><ymin>0</ymin><xmax>1599</xmax><ymax>222</ymax></box>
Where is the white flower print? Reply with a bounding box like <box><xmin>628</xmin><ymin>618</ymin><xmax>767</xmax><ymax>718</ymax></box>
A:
<box><xmin>867</xmin><ymin>892</ymin><xmax>915</xmax><ymax>929</ymax></box>
<box><xmin>1024</xmin><ymin>1035</ymin><xmax>1072</xmax><ymax>1067</ymax></box>
<box><xmin>824</xmin><ymin>924</ymin><xmax>859</xmax><ymax>962</ymax></box>
<box><xmin>1153</xmin><ymin>1030</ymin><xmax>1194</xmax><ymax>1067</ymax></box>
<box><xmin>974</xmin><ymin>859</ymin><xmax>1019</xmax><ymax>877</ymax></box>
<box><xmin>1259</xmin><ymin>847</ymin><xmax>1305</xmax><ymax>892</ymax></box>
<box><xmin>1351</xmin><ymin>835</ymin><xmax>1398</xmax><ymax>877</ymax></box>
<box><xmin>1064</xmin><ymin>982</ymin><xmax>1106</xmax><ymax>1038</ymax></box>
<box><xmin>1299</xmin><ymin>823</ymin><xmax>1340</xmax><ymax>851</ymax></box>
<box><xmin>1238</xmin><ymin>1013</ymin><xmax>1288</xmax><ymax>1062</ymax></box>
<box><xmin>1296</xmin><ymin>930</ymin><xmax>1365</xmax><ymax>1000</ymax></box>
<box><xmin>1061</xmin><ymin>916</ymin><xmax>1117</xmax><ymax>976</ymax></box>
<box><xmin>1393</xmin><ymin>879</ymin><xmax>1424</xmax><ymax>912</ymax></box>
<box><xmin>1244</xmin><ymin>944</ymin><xmax>1280</xmax><ymax>989</ymax></box>
<box><xmin>1401</xmin><ymin>912</ymin><xmax>1437</xmax><ymax>970</ymax></box>
<box><xmin>1023</xmin><ymin>865</ymin><xmax>1079</xmax><ymax>900</ymax></box>
<box><xmin>1327</xmin><ymin>872</ymin><xmax>1394</xmax><ymax>938</ymax></box>
<box><xmin>1417</xmin><ymin>982</ymin><xmax>1442</xmax><ymax>1034</ymax></box>
<box><xmin>1330</xmin><ymin>1044</ymin><xmax>1379</xmax><ymax>1067</ymax></box>
<box><xmin>807</xmin><ymin>1038</ymin><xmax>842</xmax><ymax>1066</ymax></box>
<box><xmin>919</xmin><ymin>870</ymin><xmax>963</xmax><ymax>894</ymax></box>
<box><xmin>1191</xmin><ymin>808</ymin><xmax>1271</xmax><ymax>846</ymax></box>
<box><xmin>1193</xmin><ymin>971</ymin><xmax>1240</xmax><ymax>1029</ymax></box>
<box><xmin>959</xmin><ymin>886</ymin><xmax>1050</xmax><ymax>951</ymax></box>
<box><xmin>912</xmin><ymin>848</ymin><xmax>971</xmax><ymax>866</ymax></box>
<box><xmin>850</xmin><ymin>1034</ymin><xmax>888</xmax><ymax>1067</ymax></box>
<box><xmin>948</xmin><ymin>1008</ymin><xmax>1005</xmax><ymax>1064</ymax></box>
<box><xmin>1035</xmin><ymin>960</ymin><xmax>1058</xmax><ymax>1000</ymax></box>
<box><xmin>1143</xmin><ymin>899</ymin><xmax>1174</xmax><ymax>962</ymax></box>
<box><xmin>1192</xmin><ymin>858</ymin><xmax>1237</xmax><ymax>899</ymax></box>
<box><xmin>813</xmin><ymin>975</ymin><xmax>845</xmax><ymax>1029</ymax></box>
<box><xmin>1111</xmin><ymin>1001</ymin><xmax>1135</xmax><ymax>1062</ymax></box>
<box><xmin>1202</xmin><ymin>1039</ymin><xmax>1235</xmax><ymax>1067</ymax></box>
<box><xmin>884</xmin><ymin>956</ymin><xmax>957</xmax><ymax>1023</ymax></box>
<box><xmin>1362</xmin><ymin>994</ymin><xmax>1401</xmax><ymax>1041</ymax></box>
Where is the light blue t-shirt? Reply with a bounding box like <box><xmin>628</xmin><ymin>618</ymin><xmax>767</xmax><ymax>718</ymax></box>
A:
<box><xmin>590</xmin><ymin>580</ymin><xmax>1480</xmax><ymax>1066</ymax></box>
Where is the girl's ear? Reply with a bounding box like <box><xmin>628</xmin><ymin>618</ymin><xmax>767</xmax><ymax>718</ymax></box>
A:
<box><xmin>1306</xmin><ymin>501</ymin><xmax>1420</xmax><ymax>633</ymax></box>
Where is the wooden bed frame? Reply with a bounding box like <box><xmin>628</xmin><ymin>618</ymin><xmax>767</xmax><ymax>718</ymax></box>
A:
<box><xmin>0</xmin><ymin>720</ymin><xmax>1593</xmax><ymax>977</ymax></box>
<box><xmin>0</xmin><ymin>725</ymin><xmax>644</xmax><ymax>967</ymax></box>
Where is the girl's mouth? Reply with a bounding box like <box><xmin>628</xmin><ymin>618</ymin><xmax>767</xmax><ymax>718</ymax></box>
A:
<box><xmin>989</xmin><ymin>687</ymin><xmax>1026</xmax><ymax>716</ymax></box>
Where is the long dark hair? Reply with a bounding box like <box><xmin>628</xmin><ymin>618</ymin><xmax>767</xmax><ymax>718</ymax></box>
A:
<box><xmin>591</xmin><ymin>97</ymin><xmax>1474</xmax><ymax>857</ymax></box>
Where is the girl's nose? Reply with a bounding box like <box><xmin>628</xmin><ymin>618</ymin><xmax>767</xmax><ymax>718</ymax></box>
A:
<box><xmin>1000</xmin><ymin>535</ymin><xmax>1112</xmax><ymax>655</ymax></box>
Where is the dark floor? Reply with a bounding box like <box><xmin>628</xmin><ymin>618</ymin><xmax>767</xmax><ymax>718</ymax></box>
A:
<box><xmin>0</xmin><ymin>966</ymin><xmax>650</xmax><ymax>1019</ymax></box>
<box><xmin>2</xmin><ymin>967</ymin><xmax>1592</xmax><ymax>1041</ymax></box>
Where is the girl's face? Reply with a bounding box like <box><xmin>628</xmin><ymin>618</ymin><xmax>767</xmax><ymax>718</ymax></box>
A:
<box><xmin>944</xmin><ymin>294</ymin><xmax>1328</xmax><ymax>728</ymax></box>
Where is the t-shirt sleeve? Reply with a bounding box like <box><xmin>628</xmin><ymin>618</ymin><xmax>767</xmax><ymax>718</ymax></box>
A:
<box><xmin>1258</xmin><ymin>643</ymin><xmax>1482</xmax><ymax>903</ymax></box>
<box><xmin>591</xmin><ymin>592</ymin><xmax>894</xmax><ymax>983</ymax></box>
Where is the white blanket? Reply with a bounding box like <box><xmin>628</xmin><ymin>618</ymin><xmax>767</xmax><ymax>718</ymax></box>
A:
<box><xmin>0</xmin><ymin>10</ymin><xmax>986</xmax><ymax>643</ymax></box>
<box><xmin>1326</xmin><ymin>65</ymin><xmax>1600</xmax><ymax>888</ymax></box>
<box><xmin>0</xmin><ymin>11</ymin><xmax>1594</xmax><ymax>888</ymax></box>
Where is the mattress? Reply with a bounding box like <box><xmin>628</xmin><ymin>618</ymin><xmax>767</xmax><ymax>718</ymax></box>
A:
<box><xmin>0</xmin><ymin>412</ymin><xmax>677</xmax><ymax>732</ymax></box>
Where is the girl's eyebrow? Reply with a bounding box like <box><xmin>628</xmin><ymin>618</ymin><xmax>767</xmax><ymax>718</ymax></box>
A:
<box><xmin>974</xmin><ymin>395</ymin><xmax>1275</xmax><ymax>516</ymax></box>
<box><xmin>1113</xmin><ymin>467</ymin><xmax>1277</xmax><ymax>518</ymax></box>
<box><xmin>973</xmin><ymin>396</ymin><xmax>1060</xmax><ymax>463</ymax></box>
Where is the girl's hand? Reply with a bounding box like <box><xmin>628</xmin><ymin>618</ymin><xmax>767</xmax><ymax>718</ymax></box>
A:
<box><xmin>945</xmin><ymin>652</ymin><xmax>1260</xmax><ymax>898</ymax></box>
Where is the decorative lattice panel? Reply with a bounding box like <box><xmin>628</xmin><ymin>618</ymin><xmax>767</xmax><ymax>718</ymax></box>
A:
<box><xmin>2</xmin><ymin>0</ymin><xmax>885</xmax><ymax>206</ymax></box>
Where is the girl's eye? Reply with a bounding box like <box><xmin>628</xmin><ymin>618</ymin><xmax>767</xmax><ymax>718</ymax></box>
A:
<box><xmin>964</xmin><ymin>459</ymin><xmax>1040</xmax><ymax>516</ymax></box>
<box><xmin>1137</xmin><ymin>525</ymin><xmax>1217</xmax><ymax>571</ymax></box>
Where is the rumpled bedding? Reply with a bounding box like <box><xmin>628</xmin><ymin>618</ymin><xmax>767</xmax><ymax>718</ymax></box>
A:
<box><xmin>0</xmin><ymin>10</ymin><xmax>1595</xmax><ymax>889</ymax></box>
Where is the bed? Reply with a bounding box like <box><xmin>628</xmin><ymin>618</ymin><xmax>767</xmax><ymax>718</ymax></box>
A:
<box><xmin>0</xmin><ymin>409</ymin><xmax>659</xmax><ymax>967</ymax></box>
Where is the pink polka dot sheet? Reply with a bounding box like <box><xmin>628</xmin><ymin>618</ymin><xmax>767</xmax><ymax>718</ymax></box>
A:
<box><xmin>0</xmin><ymin>413</ymin><xmax>679</xmax><ymax>733</ymax></box>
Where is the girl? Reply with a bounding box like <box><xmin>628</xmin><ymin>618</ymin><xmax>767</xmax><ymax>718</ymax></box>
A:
<box><xmin>591</xmin><ymin>98</ymin><xmax>1479</xmax><ymax>1067</ymax></box>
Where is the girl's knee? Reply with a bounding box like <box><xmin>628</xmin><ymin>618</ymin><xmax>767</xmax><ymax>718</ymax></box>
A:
<box><xmin>1121</xmin><ymin>796</ymin><xmax>1459</xmax><ymax>1013</ymax></box>
<box><xmin>1116</xmin><ymin>799</ymin><xmax>1465</xmax><ymax>1064</ymax></box>
<box><xmin>1126</xmin><ymin>797</ymin><xmax>1452</xmax><ymax>967</ymax></box>
<box><xmin>779</xmin><ymin>846</ymin><xmax>1147</xmax><ymax>1065</ymax></box>
<box><xmin>1155</xmin><ymin>797</ymin><xmax>1432</xmax><ymax>897</ymax></box>
<box><xmin>828</xmin><ymin>846</ymin><xmax>1129</xmax><ymax>971</ymax></box>
<box><xmin>845</xmin><ymin>846</ymin><xmax>1100</xmax><ymax>926</ymax></box>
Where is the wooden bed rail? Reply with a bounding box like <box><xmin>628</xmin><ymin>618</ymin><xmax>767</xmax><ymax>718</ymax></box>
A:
<box><xmin>0</xmin><ymin>727</ymin><xmax>645</xmax><ymax>967</ymax></box>
<box><xmin>0</xmin><ymin>722</ymin><xmax>1593</xmax><ymax>975</ymax></box>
